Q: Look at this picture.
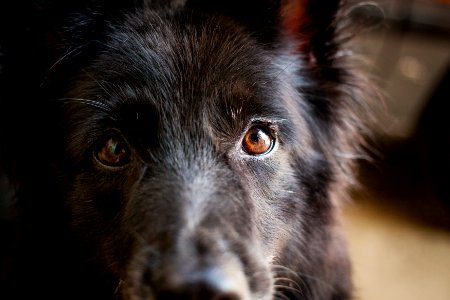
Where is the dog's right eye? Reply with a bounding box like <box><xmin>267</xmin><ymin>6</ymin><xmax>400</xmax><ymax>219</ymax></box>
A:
<box><xmin>94</xmin><ymin>134</ymin><xmax>131</xmax><ymax>167</ymax></box>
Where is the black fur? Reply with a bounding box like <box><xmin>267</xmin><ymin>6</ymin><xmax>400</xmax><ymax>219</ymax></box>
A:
<box><xmin>0</xmin><ymin>1</ymin><xmax>371</xmax><ymax>299</ymax></box>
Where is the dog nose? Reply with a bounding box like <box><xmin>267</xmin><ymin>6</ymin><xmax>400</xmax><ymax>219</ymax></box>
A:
<box><xmin>154</xmin><ymin>267</ymin><xmax>245</xmax><ymax>300</ymax></box>
<box><xmin>157</xmin><ymin>284</ymin><xmax>241</xmax><ymax>300</ymax></box>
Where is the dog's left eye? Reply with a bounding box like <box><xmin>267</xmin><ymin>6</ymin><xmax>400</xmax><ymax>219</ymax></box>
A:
<box><xmin>242</xmin><ymin>126</ymin><xmax>275</xmax><ymax>156</ymax></box>
<box><xmin>95</xmin><ymin>134</ymin><xmax>130</xmax><ymax>167</ymax></box>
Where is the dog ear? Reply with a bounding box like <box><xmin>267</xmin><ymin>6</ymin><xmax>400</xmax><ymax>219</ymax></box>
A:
<box><xmin>280</xmin><ymin>0</ymin><xmax>343</xmax><ymax>65</ymax></box>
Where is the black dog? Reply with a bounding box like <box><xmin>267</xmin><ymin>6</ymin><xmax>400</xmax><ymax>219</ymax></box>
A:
<box><xmin>0</xmin><ymin>1</ymin><xmax>371</xmax><ymax>299</ymax></box>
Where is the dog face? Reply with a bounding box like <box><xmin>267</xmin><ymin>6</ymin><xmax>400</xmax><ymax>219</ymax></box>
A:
<box><xmin>0</xmin><ymin>1</ymin><xmax>367</xmax><ymax>299</ymax></box>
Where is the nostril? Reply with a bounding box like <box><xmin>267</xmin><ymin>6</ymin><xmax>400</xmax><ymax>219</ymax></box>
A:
<box><xmin>158</xmin><ymin>287</ymin><xmax>241</xmax><ymax>300</ymax></box>
<box><xmin>154</xmin><ymin>267</ymin><xmax>245</xmax><ymax>300</ymax></box>
<box><xmin>213</xmin><ymin>292</ymin><xmax>241</xmax><ymax>300</ymax></box>
<box><xmin>156</xmin><ymin>282</ymin><xmax>243</xmax><ymax>300</ymax></box>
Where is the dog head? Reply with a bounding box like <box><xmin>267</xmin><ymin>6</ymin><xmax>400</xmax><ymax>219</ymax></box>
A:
<box><xmin>0</xmin><ymin>1</ymin><xmax>369</xmax><ymax>299</ymax></box>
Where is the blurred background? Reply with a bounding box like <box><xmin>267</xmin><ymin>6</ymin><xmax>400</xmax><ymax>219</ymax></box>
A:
<box><xmin>0</xmin><ymin>1</ymin><xmax>448</xmax><ymax>299</ymax></box>
<box><xmin>344</xmin><ymin>0</ymin><xmax>450</xmax><ymax>299</ymax></box>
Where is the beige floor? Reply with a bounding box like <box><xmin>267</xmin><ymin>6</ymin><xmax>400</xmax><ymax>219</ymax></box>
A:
<box><xmin>342</xmin><ymin>197</ymin><xmax>450</xmax><ymax>300</ymax></box>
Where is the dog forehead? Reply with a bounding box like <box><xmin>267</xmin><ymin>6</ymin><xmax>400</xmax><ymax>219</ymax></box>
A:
<box><xmin>95</xmin><ymin>11</ymin><xmax>277</xmax><ymax>105</ymax></box>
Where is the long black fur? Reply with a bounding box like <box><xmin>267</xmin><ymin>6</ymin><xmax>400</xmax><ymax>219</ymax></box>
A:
<box><xmin>0</xmin><ymin>1</ymin><xmax>371</xmax><ymax>299</ymax></box>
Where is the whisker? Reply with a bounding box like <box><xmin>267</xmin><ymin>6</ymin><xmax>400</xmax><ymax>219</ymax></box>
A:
<box><xmin>273</xmin><ymin>284</ymin><xmax>302</xmax><ymax>294</ymax></box>
<box><xmin>114</xmin><ymin>279</ymin><xmax>125</xmax><ymax>296</ymax></box>
<box><xmin>55</xmin><ymin>97</ymin><xmax>114</xmax><ymax>113</ymax></box>
<box><xmin>273</xmin><ymin>277</ymin><xmax>302</xmax><ymax>291</ymax></box>
<box><xmin>271</xmin><ymin>265</ymin><xmax>300</xmax><ymax>277</ymax></box>
<box><xmin>333</xmin><ymin>150</ymin><xmax>371</xmax><ymax>160</ymax></box>
<box><xmin>272</xmin><ymin>264</ymin><xmax>338</xmax><ymax>299</ymax></box>
<box><xmin>48</xmin><ymin>43</ymin><xmax>89</xmax><ymax>72</ymax></box>
<box><xmin>272</xmin><ymin>290</ymin><xmax>291</xmax><ymax>300</ymax></box>
<box><xmin>81</xmin><ymin>70</ymin><xmax>115</xmax><ymax>99</ymax></box>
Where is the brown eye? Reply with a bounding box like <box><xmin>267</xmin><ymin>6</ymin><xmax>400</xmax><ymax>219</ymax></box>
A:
<box><xmin>242</xmin><ymin>126</ymin><xmax>275</xmax><ymax>156</ymax></box>
<box><xmin>95</xmin><ymin>134</ymin><xmax>130</xmax><ymax>167</ymax></box>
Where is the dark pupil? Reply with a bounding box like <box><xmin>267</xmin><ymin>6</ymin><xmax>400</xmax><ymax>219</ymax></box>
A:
<box><xmin>108</xmin><ymin>140</ymin><xmax>122</xmax><ymax>155</ymax></box>
<box><xmin>103</xmin><ymin>138</ymin><xmax>126</xmax><ymax>164</ymax></box>
<box><xmin>250</xmin><ymin>131</ymin><xmax>261</xmax><ymax>143</ymax></box>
